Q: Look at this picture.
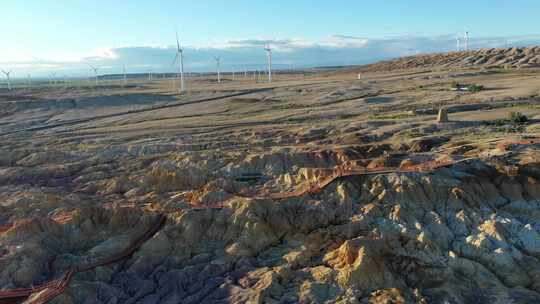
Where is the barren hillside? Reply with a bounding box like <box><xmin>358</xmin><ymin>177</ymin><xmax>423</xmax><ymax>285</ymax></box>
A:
<box><xmin>360</xmin><ymin>47</ymin><xmax>540</xmax><ymax>72</ymax></box>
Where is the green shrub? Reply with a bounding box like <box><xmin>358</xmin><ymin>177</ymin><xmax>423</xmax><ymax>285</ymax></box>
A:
<box><xmin>492</xmin><ymin>119</ymin><xmax>507</xmax><ymax>126</ymax></box>
<box><xmin>450</xmin><ymin>82</ymin><xmax>484</xmax><ymax>92</ymax></box>
<box><xmin>508</xmin><ymin>111</ymin><xmax>528</xmax><ymax>124</ymax></box>
<box><xmin>483</xmin><ymin>111</ymin><xmax>529</xmax><ymax>133</ymax></box>
<box><xmin>468</xmin><ymin>84</ymin><xmax>485</xmax><ymax>93</ymax></box>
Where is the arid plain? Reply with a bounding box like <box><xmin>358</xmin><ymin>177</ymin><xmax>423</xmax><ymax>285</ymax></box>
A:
<box><xmin>1</xmin><ymin>47</ymin><xmax>540</xmax><ymax>303</ymax></box>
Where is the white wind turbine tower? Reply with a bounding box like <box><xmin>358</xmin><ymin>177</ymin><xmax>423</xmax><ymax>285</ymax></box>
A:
<box><xmin>464</xmin><ymin>28</ymin><xmax>470</xmax><ymax>51</ymax></box>
<box><xmin>264</xmin><ymin>44</ymin><xmax>272</xmax><ymax>83</ymax></box>
<box><xmin>1</xmin><ymin>69</ymin><xmax>12</xmax><ymax>90</ymax></box>
<box><xmin>212</xmin><ymin>55</ymin><xmax>221</xmax><ymax>84</ymax></box>
<box><xmin>89</xmin><ymin>65</ymin><xmax>99</xmax><ymax>86</ymax></box>
<box><xmin>456</xmin><ymin>36</ymin><xmax>461</xmax><ymax>51</ymax></box>
<box><xmin>122</xmin><ymin>65</ymin><xmax>128</xmax><ymax>87</ymax></box>
<box><xmin>173</xmin><ymin>32</ymin><xmax>185</xmax><ymax>93</ymax></box>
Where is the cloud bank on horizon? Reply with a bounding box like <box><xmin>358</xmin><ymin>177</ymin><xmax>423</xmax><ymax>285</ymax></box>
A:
<box><xmin>2</xmin><ymin>34</ymin><xmax>540</xmax><ymax>78</ymax></box>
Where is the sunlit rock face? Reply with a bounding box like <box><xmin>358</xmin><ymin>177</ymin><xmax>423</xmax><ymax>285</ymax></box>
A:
<box><xmin>2</xmin><ymin>146</ymin><xmax>540</xmax><ymax>303</ymax></box>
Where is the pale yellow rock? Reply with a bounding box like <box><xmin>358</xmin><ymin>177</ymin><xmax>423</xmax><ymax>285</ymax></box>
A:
<box><xmin>323</xmin><ymin>238</ymin><xmax>395</xmax><ymax>291</ymax></box>
<box><xmin>309</xmin><ymin>266</ymin><xmax>336</xmax><ymax>282</ymax></box>
<box><xmin>436</xmin><ymin>107</ymin><xmax>449</xmax><ymax>123</ymax></box>
<box><xmin>252</xmin><ymin>271</ymin><xmax>284</xmax><ymax>299</ymax></box>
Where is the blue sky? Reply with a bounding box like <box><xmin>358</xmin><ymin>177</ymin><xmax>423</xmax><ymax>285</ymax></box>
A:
<box><xmin>2</xmin><ymin>1</ymin><xmax>540</xmax><ymax>77</ymax></box>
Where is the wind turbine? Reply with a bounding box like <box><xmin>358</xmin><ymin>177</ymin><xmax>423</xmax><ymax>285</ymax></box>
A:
<box><xmin>456</xmin><ymin>36</ymin><xmax>461</xmax><ymax>51</ymax></box>
<box><xmin>50</xmin><ymin>72</ymin><xmax>58</xmax><ymax>85</ymax></box>
<box><xmin>264</xmin><ymin>45</ymin><xmax>272</xmax><ymax>83</ymax></box>
<box><xmin>1</xmin><ymin>69</ymin><xmax>12</xmax><ymax>90</ymax></box>
<box><xmin>212</xmin><ymin>55</ymin><xmax>221</xmax><ymax>84</ymax></box>
<box><xmin>232</xmin><ymin>66</ymin><xmax>236</xmax><ymax>81</ymax></box>
<box><xmin>464</xmin><ymin>28</ymin><xmax>470</xmax><ymax>51</ymax></box>
<box><xmin>122</xmin><ymin>65</ymin><xmax>128</xmax><ymax>87</ymax></box>
<box><xmin>172</xmin><ymin>32</ymin><xmax>185</xmax><ymax>93</ymax></box>
<box><xmin>89</xmin><ymin>65</ymin><xmax>99</xmax><ymax>86</ymax></box>
<box><xmin>27</xmin><ymin>73</ymin><xmax>32</xmax><ymax>89</ymax></box>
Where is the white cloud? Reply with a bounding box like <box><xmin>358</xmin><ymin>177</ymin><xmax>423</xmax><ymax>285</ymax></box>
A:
<box><xmin>324</xmin><ymin>35</ymin><xmax>369</xmax><ymax>48</ymax></box>
<box><xmin>2</xmin><ymin>34</ymin><xmax>540</xmax><ymax>77</ymax></box>
<box><xmin>84</xmin><ymin>48</ymin><xmax>120</xmax><ymax>61</ymax></box>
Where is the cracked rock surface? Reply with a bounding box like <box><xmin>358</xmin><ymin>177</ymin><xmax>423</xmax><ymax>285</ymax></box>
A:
<box><xmin>2</xmin><ymin>145</ymin><xmax>540</xmax><ymax>303</ymax></box>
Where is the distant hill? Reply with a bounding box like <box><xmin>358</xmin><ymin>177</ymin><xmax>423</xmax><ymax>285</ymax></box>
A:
<box><xmin>359</xmin><ymin>46</ymin><xmax>540</xmax><ymax>72</ymax></box>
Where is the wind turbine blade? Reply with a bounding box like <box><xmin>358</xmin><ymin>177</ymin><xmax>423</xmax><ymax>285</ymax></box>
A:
<box><xmin>172</xmin><ymin>52</ymin><xmax>179</xmax><ymax>65</ymax></box>
<box><xmin>176</xmin><ymin>32</ymin><xmax>181</xmax><ymax>51</ymax></box>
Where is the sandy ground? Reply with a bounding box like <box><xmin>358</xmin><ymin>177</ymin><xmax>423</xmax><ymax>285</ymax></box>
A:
<box><xmin>1</xmin><ymin>66</ymin><xmax>539</xmax><ymax>150</ymax></box>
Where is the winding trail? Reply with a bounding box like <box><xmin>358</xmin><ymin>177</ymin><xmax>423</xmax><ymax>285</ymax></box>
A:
<box><xmin>0</xmin><ymin>214</ymin><xmax>167</xmax><ymax>304</ymax></box>
<box><xmin>223</xmin><ymin>157</ymin><xmax>478</xmax><ymax>202</ymax></box>
<box><xmin>0</xmin><ymin>157</ymin><xmax>472</xmax><ymax>303</ymax></box>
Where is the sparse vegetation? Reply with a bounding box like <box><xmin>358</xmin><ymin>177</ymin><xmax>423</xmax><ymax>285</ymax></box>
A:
<box><xmin>485</xmin><ymin>111</ymin><xmax>529</xmax><ymax>132</ymax></box>
<box><xmin>468</xmin><ymin>83</ymin><xmax>485</xmax><ymax>93</ymax></box>
<box><xmin>450</xmin><ymin>81</ymin><xmax>484</xmax><ymax>92</ymax></box>
<box><xmin>509</xmin><ymin>111</ymin><xmax>529</xmax><ymax>124</ymax></box>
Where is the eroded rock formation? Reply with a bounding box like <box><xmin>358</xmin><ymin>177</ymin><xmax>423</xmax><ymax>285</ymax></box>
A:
<box><xmin>1</xmin><ymin>140</ymin><xmax>540</xmax><ymax>303</ymax></box>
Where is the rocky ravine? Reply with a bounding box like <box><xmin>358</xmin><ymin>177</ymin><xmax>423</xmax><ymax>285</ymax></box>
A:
<box><xmin>1</xmin><ymin>138</ymin><xmax>540</xmax><ymax>304</ymax></box>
